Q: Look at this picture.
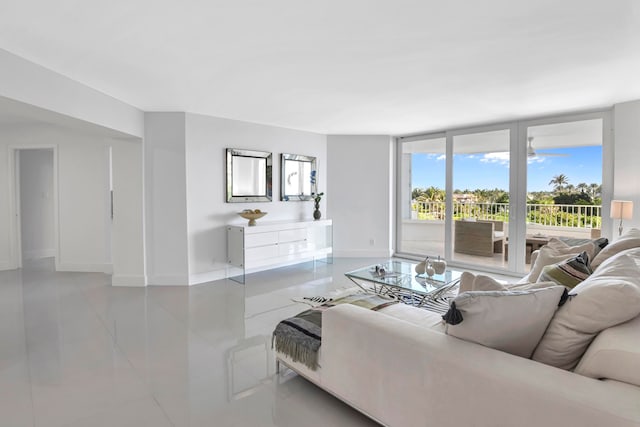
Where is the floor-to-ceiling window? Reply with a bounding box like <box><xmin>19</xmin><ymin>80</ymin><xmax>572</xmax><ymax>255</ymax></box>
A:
<box><xmin>522</xmin><ymin>118</ymin><xmax>604</xmax><ymax>269</ymax></box>
<box><xmin>396</xmin><ymin>111</ymin><xmax>609</xmax><ymax>274</ymax></box>
<box><xmin>451</xmin><ymin>129</ymin><xmax>511</xmax><ymax>267</ymax></box>
<box><xmin>397</xmin><ymin>135</ymin><xmax>447</xmax><ymax>256</ymax></box>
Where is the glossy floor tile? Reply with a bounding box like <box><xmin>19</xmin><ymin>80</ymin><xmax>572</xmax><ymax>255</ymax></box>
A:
<box><xmin>0</xmin><ymin>257</ymin><xmax>386</xmax><ymax>427</ymax></box>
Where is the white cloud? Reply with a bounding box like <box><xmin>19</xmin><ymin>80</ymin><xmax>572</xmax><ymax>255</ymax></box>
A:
<box><xmin>527</xmin><ymin>156</ymin><xmax>546</xmax><ymax>164</ymax></box>
<box><xmin>480</xmin><ymin>152</ymin><xmax>510</xmax><ymax>166</ymax></box>
<box><xmin>436</xmin><ymin>154</ymin><xmax>446</xmax><ymax>161</ymax></box>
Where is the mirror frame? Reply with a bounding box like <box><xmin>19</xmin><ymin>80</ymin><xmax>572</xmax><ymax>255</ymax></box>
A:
<box><xmin>280</xmin><ymin>153</ymin><xmax>317</xmax><ymax>201</ymax></box>
<box><xmin>226</xmin><ymin>148</ymin><xmax>273</xmax><ymax>203</ymax></box>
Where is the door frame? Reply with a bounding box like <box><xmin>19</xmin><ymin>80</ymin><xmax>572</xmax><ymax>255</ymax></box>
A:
<box><xmin>8</xmin><ymin>145</ymin><xmax>60</xmax><ymax>270</ymax></box>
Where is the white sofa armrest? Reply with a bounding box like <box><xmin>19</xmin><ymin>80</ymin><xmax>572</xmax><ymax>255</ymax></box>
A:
<box><xmin>321</xmin><ymin>304</ymin><xmax>640</xmax><ymax>427</ymax></box>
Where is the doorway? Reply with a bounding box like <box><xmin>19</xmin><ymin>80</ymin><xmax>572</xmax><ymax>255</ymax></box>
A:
<box><xmin>11</xmin><ymin>147</ymin><xmax>58</xmax><ymax>270</ymax></box>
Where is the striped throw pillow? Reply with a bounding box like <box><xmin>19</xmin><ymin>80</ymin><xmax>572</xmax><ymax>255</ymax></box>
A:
<box><xmin>538</xmin><ymin>251</ymin><xmax>592</xmax><ymax>288</ymax></box>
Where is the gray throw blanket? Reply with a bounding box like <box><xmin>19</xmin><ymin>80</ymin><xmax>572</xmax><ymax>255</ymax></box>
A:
<box><xmin>272</xmin><ymin>293</ymin><xmax>398</xmax><ymax>370</ymax></box>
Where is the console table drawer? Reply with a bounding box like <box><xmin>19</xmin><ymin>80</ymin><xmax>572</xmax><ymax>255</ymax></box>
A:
<box><xmin>246</xmin><ymin>245</ymin><xmax>279</xmax><ymax>261</ymax></box>
<box><xmin>245</xmin><ymin>232</ymin><xmax>278</xmax><ymax>248</ymax></box>
<box><xmin>279</xmin><ymin>240</ymin><xmax>310</xmax><ymax>256</ymax></box>
<box><xmin>279</xmin><ymin>228</ymin><xmax>307</xmax><ymax>243</ymax></box>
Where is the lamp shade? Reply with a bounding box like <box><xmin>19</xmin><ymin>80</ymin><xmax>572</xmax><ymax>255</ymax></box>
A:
<box><xmin>610</xmin><ymin>200</ymin><xmax>634</xmax><ymax>220</ymax></box>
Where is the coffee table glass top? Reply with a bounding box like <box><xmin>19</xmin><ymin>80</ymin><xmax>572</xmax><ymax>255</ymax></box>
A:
<box><xmin>345</xmin><ymin>260</ymin><xmax>462</xmax><ymax>295</ymax></box>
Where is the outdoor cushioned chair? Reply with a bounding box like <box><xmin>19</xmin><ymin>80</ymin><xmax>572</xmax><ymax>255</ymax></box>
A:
<box><xmin>454</xmin><ymin>219</ymin><xmax>505</xmax><ymax>257</ymax></box>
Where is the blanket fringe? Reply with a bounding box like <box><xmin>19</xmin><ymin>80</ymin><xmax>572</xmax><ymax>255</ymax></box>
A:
<box><xmin>273</xmin><ymin>335</ymin><xmax>319</xmax><ymax>370</ymax></box>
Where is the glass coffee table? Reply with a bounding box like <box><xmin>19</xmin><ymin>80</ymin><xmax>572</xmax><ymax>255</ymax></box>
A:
<box><xmin>345</xmin><ymin>260</ymin><xmax>462</xmax><ymax>310</ymax></box>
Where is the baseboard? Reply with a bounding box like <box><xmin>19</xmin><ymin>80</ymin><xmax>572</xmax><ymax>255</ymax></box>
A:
<box><xmin>56</xmin><ymin>263</ymin><xmax>112</xmax><ymax>273</ymax></box>
<box><xmin>189</xmin><ymin>269</ymin><xmax>229</xmax><ymax>285</ymax></box>
<box><xmin>0</xmin><ymin>260</ymin><xmax>16</xmax><ymax>271</ymax></box>
<box><xmin>332</xmin><ymin>249</ymin><xmax>394</xmax><ymax>258</ymax></box>
<box><xmin>111</xmin><ymin>274</ymin><xmax>147</xmax><ymax>287</ymax></box>
<box><xmin>23</xmin><ymin>249</ymin><xmax>55</xmax><ymax>260</ymax></box>
<box><xmin>147</xmin><ymin>275</ymin><xmax>190</xmax><ymax>286</ymax></box>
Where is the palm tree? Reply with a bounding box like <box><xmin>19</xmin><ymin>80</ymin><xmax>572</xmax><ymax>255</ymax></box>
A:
<box><xmin>589</xmin><ymin>183</ymin><xmax>601</xmax><ymax>199</ymax></box>
<box><xmin>549</xmin><ymin>174</ymin><xmax>569</xmax><ymax>192</ymax></box>
<box><xmin>576</xmin><ymin>182</ymin><xmax>589</xmax><ymax>194</ymax></box>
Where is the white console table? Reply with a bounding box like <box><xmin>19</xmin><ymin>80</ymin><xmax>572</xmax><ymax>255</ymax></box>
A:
<box><xmin>227</xmin><ymin>219</ymin><xmax>332</xmax><ymax>282</ymax></box>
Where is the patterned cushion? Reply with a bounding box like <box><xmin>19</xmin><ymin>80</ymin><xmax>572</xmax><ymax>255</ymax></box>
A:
<box><xmin>538</xmin><ymin>251</ymin><xmax>592</xmax><ymax>288</ymax></box>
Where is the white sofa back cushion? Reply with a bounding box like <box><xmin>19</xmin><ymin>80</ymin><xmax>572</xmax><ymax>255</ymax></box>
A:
<box><xmin>574</xmin><ymin>315</ymin><xmax>640</xmax><ymax>387</ymax></box>
<box><xmin>532</xmin><ymin>248</ymin><xmax>640</xmax><ymax>370</ymax></box>
<box><xmin>445</xmin><ymin>286</ymin><xmax>566</xmax><ymax>358</ymax></box>
<box><xmin>591</xmin><ymin>228</ymin><xmax>640</xmax><ymax>269</ymax></box>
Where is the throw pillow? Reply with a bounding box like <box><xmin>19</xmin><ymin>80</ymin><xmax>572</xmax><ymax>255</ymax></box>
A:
<box><xmin>443</xmin><ymin>286</ymin><xmax>567</xmax><ymax>358</ymax></box>
<box><xmin>508</xmin><ymin>281</ymin><xmax>561</xmax><ymax>291</ymax></box>
<box><xmin>574</xmin><ymin>315</ymin><xmax>640</xmax><ymax>387</ymax></box>
<box><xmin>526</xmin><ymin>245</ymin><xmax>584</xmax><ymax>283</ymax></box>
<box><xmin>472</xmin><ymin>275</ymin><xmax>508</xmax><ymax>291</ymax></box>
<box><xmin>457</xmin><ymin>272</ymin><xmax>507</xmax><ymax>295</ymax></box>
<box><xmin>537</xmin><ymin>251</ymin><xmax>592</xmax><ymax>289</ymax></box>
<box><xmin>531</xmin><ymin>250</ymin><xmax>640</xmax><ymax>370</ymax></box>
<box><xmin>457</xmin><ymin>271</ymin><xmax>476</xmax><ymax>294</ymax></box>
<box><xmin>590</xmin><ymin>228</ymin><xmax>640</xmax><ymax>269</ymax></box>
<box><xmin>545</xmin><ymin>238</ymin><xmax>598</xmax><ymax>260</ymax></box>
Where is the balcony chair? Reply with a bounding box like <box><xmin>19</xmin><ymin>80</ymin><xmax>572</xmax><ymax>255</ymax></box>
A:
<box><xmin>454</xmin><ymin>219</ymin><xmax>505</xmax><ymax>257</ymax></box>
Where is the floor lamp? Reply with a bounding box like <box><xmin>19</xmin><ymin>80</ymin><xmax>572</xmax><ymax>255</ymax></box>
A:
<box><xmin>610</xmin><ymin>200</ymin><xmax>634</xmax><ymax>236</ymax></box>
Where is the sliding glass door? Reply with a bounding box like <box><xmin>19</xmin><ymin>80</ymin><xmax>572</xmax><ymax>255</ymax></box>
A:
<box><xmin>451</xmin><ymin>129</ymin><xmax>511</xmax><ymax>268</ymax></box>
<box><xmin>397</xmin><ymin>135</ymin><xmax>447</xmax><ymax>256</ymax></box>
<box><xmin>396</xmin><ymin>111</ymin><xmax>610</xmax><ymax>274</ymax></box>
<box><xmin>523</xmin><ymin>118</ymin><xmax>604</xmax><ymax>269</ymax></box>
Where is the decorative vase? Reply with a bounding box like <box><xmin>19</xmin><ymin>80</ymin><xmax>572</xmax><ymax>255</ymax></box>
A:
<box><xmin>432</xmin><ymin>258</ymin><xmax>447</xmax><ymax>275</ymax></box>
<box><xmin>313</xmin><ymin>202</ymin><xmax>321</xmax><ymax>220</ymax></box>
<box><xmin>425</xmin><ymin>260</ymin><xmax>435</xmax><ymax>278</ymax></box>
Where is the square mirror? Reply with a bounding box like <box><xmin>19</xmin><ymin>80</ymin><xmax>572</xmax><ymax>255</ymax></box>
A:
<box><xmin>281</xmin><ymin>153</ymin><xmax>317</xmax><ymax>201</ymax></box>
<box><xmin>226</xmin><ymin>148</ymin><xmax>272</xmax><ymax>202</ymax></box>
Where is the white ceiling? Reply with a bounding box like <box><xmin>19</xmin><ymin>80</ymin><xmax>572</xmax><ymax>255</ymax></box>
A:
<box><xmin>1</xmin><ymin>0</ymin><xmax>639</xmax><ymax>135</ymax></box>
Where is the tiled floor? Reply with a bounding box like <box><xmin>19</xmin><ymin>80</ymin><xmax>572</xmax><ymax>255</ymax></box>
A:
<box><xmin>1</xmin><ymin>257</ymin><xmax>392</xmax><ymax>427</ymax></box>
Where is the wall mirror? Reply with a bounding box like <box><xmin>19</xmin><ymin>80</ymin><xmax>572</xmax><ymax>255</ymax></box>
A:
<box><xmin>226</xmin><ymin>148</ymin><xmax>272</xmax><ymax>202</ymax></box>
<box><xmin>281</xmin><ymin>153</ymin><xmax>317</xmax><ymax>201</ymax></box>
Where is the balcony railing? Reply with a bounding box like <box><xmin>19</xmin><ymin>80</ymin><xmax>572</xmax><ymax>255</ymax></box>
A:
<box><xmin>412</xmin><ymin>201</ymin><xmax>602</xmax><ymax>229</ymax></box>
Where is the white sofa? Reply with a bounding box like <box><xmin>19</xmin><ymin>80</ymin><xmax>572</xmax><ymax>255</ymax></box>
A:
<box><xmin>276</xmin><ymin>238</ymin><xmax>640</xmax><ymax>427</ymax></box>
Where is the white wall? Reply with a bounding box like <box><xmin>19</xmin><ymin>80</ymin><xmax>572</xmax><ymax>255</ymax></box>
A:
<box><xmin>144</xmin><ymin>112</ymin><xmax>190</xmax><ymax>285</ymax></box>
<box><xmin>0</xmin><ymin>49</ymin><xmax>143</xmax><ymax>138</ymax></box>
<box><xmin>111</xmin><ymin>139</ymin><xmax>146</xmax><ymax>286</ymax></box>
<box><xmin>327</xmin><ymin>135</ymin><xmax>394</xmax><ymax>257</ymax></box>
<box><xmin>19</xmin><ymin>149</ymin><xmax>54</xmax><ymax>259</ymax></box>
<box><xmin>613</xmin><ymin>100</ymin><xmax>640</xmax><ymax>233</ymax></box>
<box><xmin>184</xmin><ymin>113</ymin><xmax>327</xmax><ymax>284</ymax></box>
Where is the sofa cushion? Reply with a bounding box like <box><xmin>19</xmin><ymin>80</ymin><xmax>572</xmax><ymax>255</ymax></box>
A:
<box><xmin>519</xmin><ymin>238</ymin><xmax>604</xmax><ymax>284</ymax></box>
<box><xmin>525</xmin><ymin>245</ymin><xmax>583</xmax><ymax>283</ymax></box>
<box><xmin>537</xmin><ymin>251</ymin><xmax>592</xmax><ymax>288</ymax></box>
<box><xmin>444</xmin><ymin>286</ymin><xmax>566</xmax><ymax>358</ymax></box>
<box><xmin>574</xmin><ymin>315</ymin><xmax>640</xmax><ymax>387</ymax></box>
<box><xmin>458</xmin><ymin>272</ymin><xmax>507</xmax><ymax>294</ymax></box>
<box><xmin>591</xmin><ymin>228</ymin><xmax>640</xmax><ymax>269</ymax></box>
<box><xmin>532</xmin><ymin>249</ymin><xmax>640</xmax><ymax>370</ymax></box>
<box><xmin>546</xmin><ymin>237</ymin><xmax>600</xmax><ymax>259</ymax></box>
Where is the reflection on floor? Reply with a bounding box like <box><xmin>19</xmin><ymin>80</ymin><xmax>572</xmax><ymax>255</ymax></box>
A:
<box><xmin>1</xmin><ymin>257</ymin><xmax>394</xmax><ymax>427</ymax></box>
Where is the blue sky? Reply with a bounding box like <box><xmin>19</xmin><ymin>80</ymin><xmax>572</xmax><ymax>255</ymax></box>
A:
<box><xmin>412</xmin><ymin>146</ymin><xmax>602</xmax><ymax>192</ymax></box>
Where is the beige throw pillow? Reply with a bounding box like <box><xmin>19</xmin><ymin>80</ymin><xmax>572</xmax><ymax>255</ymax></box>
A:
<box><xmin>526</xmin><ymin>245</ymin><xmax>583</xmax><ymax>282</ymax></box>
<box><xmin>531</xmin><ymin>250</ymin><xmax>640</xmax><ymax>370</ymax></box>
<box><xmin>545</xmin><ymin>238</ymin><xmax>598</xmax><ymax>259</ymax></box>
<box><xmin>520</xmin><ymin>238</ymin><xmax>602</xmax><ymax>284</ymax></box>
<box><xmin>590</xmin><ymin>228</ymin><xmax>640</xmax><ymax>269</ymax></box>
<box><xmin>444</xmin><ymin>286</ymin><xmax>567</xmax><ymax>358</ymax></box>
<box><xmin>574</xmin><ymin>315</ymin><xmax>640</xmax><ymax>387</ymax></box>
<box><xmin>457</xmin><ymin>272</ymin><xmax>508</xmax><ymax>294</ymax></box>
